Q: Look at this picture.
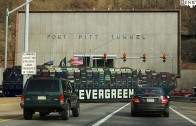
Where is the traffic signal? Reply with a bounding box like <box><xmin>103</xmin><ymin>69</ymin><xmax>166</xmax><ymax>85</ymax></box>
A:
<box><xmin>163</xmin><ymin>53</ymin><xmax>166</xmax><ymax>62</ymax></box>
<box><xmin>123</xmin><ymin>53</ymin><xmax>126</xmax><ymax>62</ymax></box>
<box><xmin>143</xmin><ymin>53</ymin><xmax>147</xmax><ymax>62</ymax></box>
<box><xmin>104</xmin><ymin>53</ymin><xmax>107</xmax><ymax>62</ymax></box>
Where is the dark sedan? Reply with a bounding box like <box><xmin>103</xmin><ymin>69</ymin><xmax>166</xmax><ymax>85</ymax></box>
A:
<box><xmin>131</xmin><ymin>87</ymin><xmax>170</xmax><ymax>117</ymax></box>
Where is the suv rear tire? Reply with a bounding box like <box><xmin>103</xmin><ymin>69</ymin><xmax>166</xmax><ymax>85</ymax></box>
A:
<box><xmin>61</xmin><ymin>105</ymin><xmax>70</xmax><ymax>120</ymax></box>
<box><xmin>24</xmin><ymin>109</ymin><xmax>33</xmax><ymax>120</ymax></box>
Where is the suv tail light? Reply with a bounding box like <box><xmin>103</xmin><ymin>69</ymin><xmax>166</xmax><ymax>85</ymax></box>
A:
<box><xmin>133</xmin><ymin>96</ymin><xmax>140</xmax><ymax>103</ymax></box>
<box><xmin>60</xmin><ymin>94</ymin><xmax>64</xmax><ymax>104</ymax></box>
<box><xmin>161</xmin><ymin>97</ymin><xmax>168</xmax><ymax>104</ymax></box>
<box><xmin>21</xmin><ymin>95</ymin><xmax>24</xmax><ymax>103</ymax></box>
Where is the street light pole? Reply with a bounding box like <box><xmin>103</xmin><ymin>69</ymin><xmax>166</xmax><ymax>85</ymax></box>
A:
<box><xmin>24</xmin><ymin>0</ymin><xmax>29</xmax><ymax>53</ymax></box>
<box><xmin>4</xmin><ymin>8</ymin><xmax>9</xmax><ymax>70</ymax></box>
<box><xmin>23</xmin><ymin>0</ymin><xmax>30</xmax><ymax>88</ymax></box>
<box><xmin>4</xmin><ymin>0</ymin><xmax>33</xmax><ymax>70</ymax></box>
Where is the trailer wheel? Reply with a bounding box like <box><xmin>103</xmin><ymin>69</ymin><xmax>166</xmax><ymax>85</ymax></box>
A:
<box><xmin>72</xmin><ymin>103</ymin><xmax>80</xmax><ymax>117</ymax></box>
<box><xmin>61</xmin><ymin>105</ymin><xmax>70</xmax><ymax>120</ymax></box>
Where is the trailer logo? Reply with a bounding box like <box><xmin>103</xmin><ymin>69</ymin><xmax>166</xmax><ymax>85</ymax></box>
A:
<box><xmin>79</xmin><ymin>89</ymin><xmax>134</xmax><ymax>100</ymax></box>
<box><xmin>180</xmin><ymin>0</ymin><xmax>196</xmax><ymax>8</ymax></box>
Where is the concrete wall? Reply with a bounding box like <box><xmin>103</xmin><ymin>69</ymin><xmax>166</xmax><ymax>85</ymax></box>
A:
<box><xmin>177</xmin><ymin>70</ymin><xmax>196</xmax><ymax>90</ymax></box>
<box><xmin>16</xmin><ymin>11</ymin><xmax>179</xmax><ymax>74</ymax></box>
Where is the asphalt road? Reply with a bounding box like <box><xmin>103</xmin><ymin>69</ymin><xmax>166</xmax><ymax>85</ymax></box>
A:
<box><xmin>0</xmin><ymin>102</ymin><xmax>195</xmax><ymax>126</ymax></box>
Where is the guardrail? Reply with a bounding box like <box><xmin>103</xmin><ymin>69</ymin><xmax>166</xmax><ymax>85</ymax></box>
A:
<box><xmin>170</xmin><ymin>96</ymin><xmax>196</xmax><ymax>102</ymax></box>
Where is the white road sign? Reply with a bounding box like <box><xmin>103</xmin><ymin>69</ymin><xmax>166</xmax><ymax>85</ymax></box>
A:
<box><xmin>22</xmin><ymin>52</ymin><xmax>36</xmax><ymax>75</ymax></box>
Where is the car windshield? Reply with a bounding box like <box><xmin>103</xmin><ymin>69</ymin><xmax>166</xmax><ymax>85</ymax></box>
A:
<box><xmin>136</xmin><ymin>88</ymin><xmax>165</xmax><ymax>95</ymax></box>
<box><xmin>25</xmin><ymin>80</ymin><xmax>60</xmax><ymax>92</ymax></box>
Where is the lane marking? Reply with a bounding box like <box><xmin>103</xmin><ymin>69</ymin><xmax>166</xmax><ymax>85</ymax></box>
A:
<box><xmin>92</xmin><ymin>103</ymin><xmax>130</xmax><ymax>126</ymax></box>
<box><xmin>170</xmin><ymin>107</ymin><xmax>196</xmax><ymax>125</ymax></box>
<box><xmin>0</xmin><ymin>116</ymin><xmax>22</xmax><ymax>123</ymax></box>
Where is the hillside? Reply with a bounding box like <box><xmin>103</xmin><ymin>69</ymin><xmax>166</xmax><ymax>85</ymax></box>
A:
<box><xmin>0</xmin><ymin>0</ymin><xmax>195</xmax><ymax>67</ymax></box>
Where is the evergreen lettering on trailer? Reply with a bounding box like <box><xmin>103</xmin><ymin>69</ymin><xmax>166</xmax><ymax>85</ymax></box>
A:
<box><xmin>79</xmin><ymin>89</ymin><xmax>134</xmax><ymax>100</ymax></box>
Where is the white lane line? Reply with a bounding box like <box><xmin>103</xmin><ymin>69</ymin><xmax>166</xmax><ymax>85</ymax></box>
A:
<box><xmin>92</xmin><ymin>103</ymin><xmax>130</xmax><ymax>126</ymax></box>
<box><xmin>170</xmin><ymin>107</ymin><xmax>196</xmax><ymax>125</ymax></box>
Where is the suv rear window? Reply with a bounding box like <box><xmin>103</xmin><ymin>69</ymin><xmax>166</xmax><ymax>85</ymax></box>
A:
<box><xmin>25</xmin><ymin>80</ymin><xmax>60</xmax><ymax>92</ymax></box>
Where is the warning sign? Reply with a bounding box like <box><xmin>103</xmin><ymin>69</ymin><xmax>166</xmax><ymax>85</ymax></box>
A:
<box><xmin>22</xmin><ymin>52</ymin><xmax>36</xmax><ymax>75</ymax></box>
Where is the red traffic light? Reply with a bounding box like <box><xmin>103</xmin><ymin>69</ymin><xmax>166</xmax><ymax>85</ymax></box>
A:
<box><xmin>104</xmin><ymin>53</ymin><xmax>107</xmax><ymax>62</ymax></box>
<box><xmin>123</xmin><ymin>53</ymin><xmax>126</xmax><ymax>62</ymax></box>
<box><xmin>143</xmin><ymin>53</ymin><xmax>147</xmax><ymax>62</ymax></box>
<box><xmin>163</xmin><ymin>53</ymin><xmax>166</xmax><ymax>62</ymax></box>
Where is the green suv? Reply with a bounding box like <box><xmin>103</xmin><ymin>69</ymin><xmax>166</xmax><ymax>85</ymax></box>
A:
<box><xmin>20</xmin><ymin>77</ymin><xmax>80</xmax><ymax>120</ymax></box>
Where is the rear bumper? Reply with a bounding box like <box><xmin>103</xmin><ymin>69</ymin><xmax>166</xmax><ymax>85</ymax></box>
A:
<box><xmin>132</xmin><ymin>103</ymin><xmax>169</xmax><ymax>113</ymax></box>
<box><xmin>20</xmin><ymin>103</ymin><xmax>69</xmax><ymax>111</ymax></box>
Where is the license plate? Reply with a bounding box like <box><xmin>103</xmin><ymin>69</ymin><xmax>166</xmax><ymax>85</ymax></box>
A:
<box><xmin>38</xmin><ymin>96</ymin><xmax>46</xmax><ymax>100</ymax></box>
<box><xmin>147</xmin><ymin>98</ymin><xmax>154</xmax><ymax>102</ymax></box>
